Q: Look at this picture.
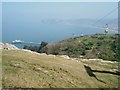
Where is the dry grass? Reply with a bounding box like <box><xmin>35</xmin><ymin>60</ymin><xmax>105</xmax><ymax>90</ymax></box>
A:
<box><xmin>2</xmin><ymin>50</ymin><xmax>119</xmax><ymax>88</ymax></box>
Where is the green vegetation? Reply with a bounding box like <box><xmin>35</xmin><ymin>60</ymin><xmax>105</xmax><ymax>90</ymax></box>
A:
<box><xmin>23</xmin><ymin>41</ymin><xmax>48</xmax><ymax>53</ymax></box>
<box><xmin>2</xmin><ymin>50</ymin><xmax>119</xmax><ymax>88</ymax></box>
<box><xmin>24</xmin><ymin>34</ymin><xmax>119</xmax><ymax>61</ymax></box>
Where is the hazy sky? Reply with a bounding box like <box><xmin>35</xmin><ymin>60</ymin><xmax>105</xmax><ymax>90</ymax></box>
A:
<box><xmin>2</xmin><ymin>2</ymin><xmax>118</xmax><ymax>20</ymax></box>
<box><xmin>0</xmin><ymin>3</ymin><xmax>1</xmax><ymax>25</ymax></box>
<box><xmin>1</xmin><ymin>0</ymin><xmax>120</xmax><ymax>2</ymax></box>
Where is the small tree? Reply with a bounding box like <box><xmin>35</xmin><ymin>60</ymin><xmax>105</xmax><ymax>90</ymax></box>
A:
<box><xmin>38</xmin><ymin>41</ymin><xmax>48</xmax><ymax>53</ymax></box>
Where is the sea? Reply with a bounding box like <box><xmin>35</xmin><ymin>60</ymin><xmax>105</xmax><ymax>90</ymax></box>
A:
<box><xmin>2</xmin><ymin>22</ymin><xmax>116</xmax><ymax>49</ymax></box>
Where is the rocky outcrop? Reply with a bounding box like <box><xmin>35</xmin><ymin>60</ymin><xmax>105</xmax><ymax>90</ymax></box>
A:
<box><xmin>60</xmin><ymin>55</ymin><xmax>70</xmax><ymax>59</ymax></box>
<box><xmin>0</xmin><ymin>42</ymin><xmax>19</xmax><ymax>50</ymax></box>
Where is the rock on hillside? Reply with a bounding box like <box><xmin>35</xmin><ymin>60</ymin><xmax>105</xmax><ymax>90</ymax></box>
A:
<box><xmin>0</xmin><ymin>42</ymin><xmax>19</xmax><ymax>50</ymax></box>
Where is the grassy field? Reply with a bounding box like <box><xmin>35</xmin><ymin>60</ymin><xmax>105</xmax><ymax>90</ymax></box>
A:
<box><xmin>2</xmin><ymin>50</ymin><xmax>119</xmax><ymax>88</ymax></box>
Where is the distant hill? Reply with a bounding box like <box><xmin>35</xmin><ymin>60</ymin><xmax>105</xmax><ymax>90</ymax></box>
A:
<box><xmin>40</xmin><ymin>34</ymin><xmax>119</xmax><ymax>62</ymax></box>
<box><xmin>2</xmin><ymin>50</ymin><xmax>119</xmax><ymax>88</ymax></box>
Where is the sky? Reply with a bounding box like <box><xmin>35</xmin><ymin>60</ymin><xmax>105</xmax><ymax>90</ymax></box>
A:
<box><xmin>2</xmin><ymin>2</ymin><xmax>118</xmax><ymax>20</ymax></box>
<box><xmin>1</xmin><ymin>0</ymin><xmax>120</xmax><ymax>2</ymax></box>
<box><xmin>0</xmin><ymin>3</ymin><xmax>2</xmax><ymax>42</ymax></box>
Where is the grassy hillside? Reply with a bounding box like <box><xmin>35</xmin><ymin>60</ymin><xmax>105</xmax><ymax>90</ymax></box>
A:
<box><xmin>2</xmin><ymin>50</ymin><xmax>119</xmax><ymax>88</ymax></box>
<box><xmin>40</xmin><ymin>34</ymin><xmax>119</xmax><ymax>61</ymax></box>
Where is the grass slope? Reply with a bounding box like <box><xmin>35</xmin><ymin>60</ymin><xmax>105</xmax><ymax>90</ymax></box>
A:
<box><xmin>2</xmin><ymin>50</ymin><xmax>119</xmax><ymax>88</ymax></box>
<box><xmin>42</xmin><ymin>34</ymin><xmax>119</xmax><ymax>61</ymax></box>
